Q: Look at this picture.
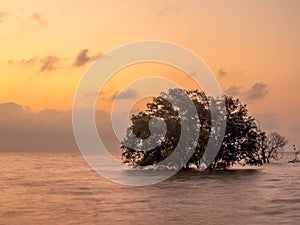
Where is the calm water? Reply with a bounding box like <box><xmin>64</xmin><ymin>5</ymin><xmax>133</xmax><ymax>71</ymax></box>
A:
<box><xmin>0</xmin><ymin>152</ymin><xmax>299</xmax><ymax>225</ymax></box>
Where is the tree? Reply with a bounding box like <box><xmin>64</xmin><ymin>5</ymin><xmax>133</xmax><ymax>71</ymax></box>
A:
<box><xmin>260</xmin><ymin>132</ymin><xmax>288</xmax><ymax>163</ymax></box>
<box><xmin>206</xmin><ymin>95</ymin><xmax>263</xmax><ymax>169</ymax></box>
<box><xmin>121</xmin><ymin>88</ymin><xmax>286</xmax><ymax>170</ymax></box>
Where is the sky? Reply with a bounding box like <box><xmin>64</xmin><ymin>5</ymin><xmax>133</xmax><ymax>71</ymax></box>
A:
<box><xmin>0</xmin><ymin>0</ymin><xmax>300</xmax><ymax>153</ymax></box>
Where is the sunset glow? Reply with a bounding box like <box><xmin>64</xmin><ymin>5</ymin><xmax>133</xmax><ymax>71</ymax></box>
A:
<box><xmin>1</xmin><ymin>0</ymin><xmax>300</xmax><ymax>151</ymax></box>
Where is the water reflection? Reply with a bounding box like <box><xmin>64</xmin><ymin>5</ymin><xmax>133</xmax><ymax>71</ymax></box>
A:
<box><xmin>0</xmin><ymin>153</ymin><xmax>299</xmax><ymax>225</ymax></box>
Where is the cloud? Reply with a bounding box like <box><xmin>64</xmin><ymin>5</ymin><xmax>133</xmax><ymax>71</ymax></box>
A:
<box><xmin>0</xmin><ymin>11</ymin><xmax>8</xmax><ymax>22</ymax></box>
<box><xmin>40</xmin><ymin>55</ymin><xmax>60</xmax><ymax>71</ymax></box>
<box><xmin>84</xmin><ymin>90</ymin><xmax>112</xmax><ymax>101</ymax></box>
<box><xmin>7</xmin><ymin>59</ymin><xmax>13</xmax><ymax>64</ymax></box>
<box><xmin>0</xmin><ymin>102</ymin><xmax>121</xmax><ymax>153</ymax></box>
<box><xmin>217</xmin><ymin>68</ymin><xmax>244</xmax><ymax>77</ymax></box>
<box><xmin>0</xmin><ymin>102</ymin><xmax>22</xmax><ymax>112</ymax></box>
<box><xmin>218</xmin><ymin>68</ymin><xmax>228</xmax><ymax>77</ymax></box>
<box><xmin>73</xmin><ymin>49</ymin><xmax>102</xmax><ymax>67</ymax></box>
<box><xmin>112</xmin><ymin>89</ymin><xmax>139</xmax><ymax>100</ymax></box>
<box><xmin>30</xmin><ymin>13</ymin><xmax>47</xmax><ymax>28</ymax></box>
<box><xmin>19</xmin><ymin>57</ymin><xmax>38</xmax><ymax>66</ymax></box>
<box><xmin>9</xmin><ymin>48</ymin><xmax>102</xmax><ymax>72</ymax></box>
<box><xmin>244</xmin><ymin>82</ymin><xmax>268</xmax><ymax>100</ymax></box>
<box><xmin>224</xmin><ymin>86</ymin><xmax>242</xmax><ymax>96</ymax></box>
<box><xmin>17</xmin><ymin>55</ymin><xmax>62</xmax><ymax>72</ymax></box>
<box><xmin>157</xmin><ymin>5</ymin><xmax>178</xmax><ymax>16</ymax></box>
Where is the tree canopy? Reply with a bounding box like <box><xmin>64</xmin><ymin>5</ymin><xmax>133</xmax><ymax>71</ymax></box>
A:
<box><xmin>121</xmin><ymin>89</ymin><xmax>287</xmax><ymax>170</ymax></box>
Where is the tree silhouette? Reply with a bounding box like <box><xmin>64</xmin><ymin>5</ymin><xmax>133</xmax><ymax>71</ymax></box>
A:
<box><xmin>121</xmin><ymin>89</ymin><xmax>287</xmax><ymax>170</ymax></box>
<box><xmin>260</xmin><ymin>132</ymin><xmax>288</xmax><ymax>163</ymax></box>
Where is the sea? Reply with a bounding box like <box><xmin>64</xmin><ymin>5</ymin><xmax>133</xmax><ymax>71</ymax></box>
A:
<box><xmin>0</xmin><ymin>152</ymin><xmax>299</xmax><ymax>225</ymax></box>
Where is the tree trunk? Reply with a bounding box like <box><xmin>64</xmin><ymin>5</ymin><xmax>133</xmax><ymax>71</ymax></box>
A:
<box><xmin>185</xmin><ymin>163</ymin><xmax>189</xmax><ymax>170</ymax></box>
<box><xmin>261</xmin><ymin>148</ymin><xmax>267</xmax><ymax>164</ymax></box>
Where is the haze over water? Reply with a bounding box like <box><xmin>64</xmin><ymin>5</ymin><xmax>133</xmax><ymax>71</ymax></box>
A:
<box><xmin>1</xmin><ymin>152</ymin><xmax>299</xmax><ymax>225</ymax></box>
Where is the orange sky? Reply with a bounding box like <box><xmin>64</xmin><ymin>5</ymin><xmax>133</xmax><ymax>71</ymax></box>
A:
<box><xmin>0</xmin><ymin>0</ymin><xmax>300</xmax><ymax>151</ymax></box>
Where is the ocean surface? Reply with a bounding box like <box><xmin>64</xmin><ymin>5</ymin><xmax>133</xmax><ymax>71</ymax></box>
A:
<box><xmin>0</xmin><ymin>152</ymin><xmax>299</xmax><ymax>225</ymax></box>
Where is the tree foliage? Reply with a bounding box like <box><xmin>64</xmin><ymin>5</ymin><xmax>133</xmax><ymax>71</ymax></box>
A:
<box><xmin>121</xmin><ymin>89</ymin><xmax>287</xmax><ymax>170</ymax></box>
<box><xmin>260</xmin><ymin>132</ymin><xmax>288</xmax><ymax>163</ymax></box>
